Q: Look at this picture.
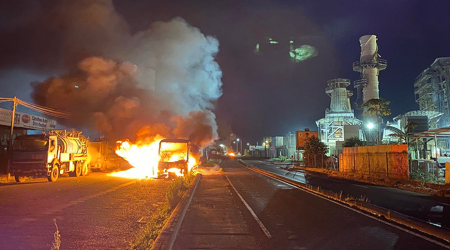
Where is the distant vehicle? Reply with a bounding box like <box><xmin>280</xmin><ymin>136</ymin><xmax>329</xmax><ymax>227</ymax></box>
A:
<box><xmin>158</xmin><ymin>139</ymin><xmax>190</xmax><ymax>178</ymax></box>
<box><xmin>10</xmin><ymin>130</ymin><xmax>89</xmax><ymax>182</ymax></box>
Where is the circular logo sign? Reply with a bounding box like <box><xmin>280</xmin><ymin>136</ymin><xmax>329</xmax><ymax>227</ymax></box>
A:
<box><xmin>22</xmin><ymin>114</ymin><xmax>30</xmax><ymax>123</ymax></box>
<box><xmin>270</xmin><ymin>146</ymin><xmax>275</xmax><ymax>151</ymax></box>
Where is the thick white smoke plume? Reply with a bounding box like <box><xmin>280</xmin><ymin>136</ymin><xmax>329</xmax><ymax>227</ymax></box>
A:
<box><xmin>31</xmin><ymin>1</ymin><xmax>222</xmax><ymax>148</ymax></box>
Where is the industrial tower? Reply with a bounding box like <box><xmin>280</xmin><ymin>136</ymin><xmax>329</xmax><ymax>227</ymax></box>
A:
<box><xmin>316</xmin><ymin>78</ymin><xmax>361</xmax><ymax>155</ymax></box>
<box><xmin>353</xmin><ymin>35</ymin><xmax>387</xmax><ymax>108</ymax></box>
<box><xmin>353</xmin><ymin>35</ymin><xmax>387</xmax><ymax>143</ymax></box>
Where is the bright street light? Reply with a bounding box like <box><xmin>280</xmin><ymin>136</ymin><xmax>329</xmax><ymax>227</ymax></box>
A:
<box><xmin>367</xmin><ymin>123</ymin><xmax>374</xmax><ymax>129</ymax></box>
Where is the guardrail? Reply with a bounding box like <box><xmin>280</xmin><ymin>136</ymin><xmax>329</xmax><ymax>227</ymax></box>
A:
<box><xmin>237</xmin><ymin>159</ymin><xmax>450</xmax><ymax>245</ymax></box>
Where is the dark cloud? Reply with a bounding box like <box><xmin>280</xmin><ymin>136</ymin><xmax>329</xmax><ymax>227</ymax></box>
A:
<box><xmin>2</xmin><ymin>1</ymin><xmax>224</xmax><ymax>149</ymax></box>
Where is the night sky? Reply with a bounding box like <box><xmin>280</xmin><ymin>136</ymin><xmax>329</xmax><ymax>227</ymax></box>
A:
<box><xmin>1</xmin><ymin>0</ymin><xmax>450</xmax><ymax>144</ymax></box>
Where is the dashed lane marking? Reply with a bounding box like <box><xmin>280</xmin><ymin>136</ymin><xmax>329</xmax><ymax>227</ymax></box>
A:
<box><xmin>225</xmin><ymin>174</ymin><xmax>272</xmax><ymax>239</ymax></box>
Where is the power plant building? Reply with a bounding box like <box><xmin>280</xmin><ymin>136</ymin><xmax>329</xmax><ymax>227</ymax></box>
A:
<box><xmin>316</xmin><ymin>78</ymin><xmax>361</xmax><ymax>155</ymax></box>
<box><xmin>414</xmin><ymin>57</ymin><xmax>450</xmax><ymax>128</ymax></box>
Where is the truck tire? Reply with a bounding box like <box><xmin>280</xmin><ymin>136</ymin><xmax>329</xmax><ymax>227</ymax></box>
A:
<box><xmin>75</xmin><ymin>162</ymin><xmax>82</xmax><ymax>177</ymax></box>
<box><xmin>81</xmin><ymin>162</ymin><xmax>89</xmax><ymax>176</ymax></box>
<box><xmin>48</xmin><ymin>164</ymin><xmax>59</xmax><ymax>182</ymax></box>
<box><xmin>69</xmin><ymin>162</ymin><xmax>82</xmax><ymax>177</ymax></box>
<box><xmin>14</xmin><ymin>175</ymin><xmax>26</xmax><ymax>183</ymax></box>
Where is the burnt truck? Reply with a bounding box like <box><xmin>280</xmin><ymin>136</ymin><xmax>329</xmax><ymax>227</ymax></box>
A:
<box><xmin>10</xmin><ymin>130</ymin><xmax>89</xmax><ymax>182</ymax></box>
<box><xmin>158</xmin><ymin>139</ymin><xmax>191</xmax><ymax>178</ymax></box>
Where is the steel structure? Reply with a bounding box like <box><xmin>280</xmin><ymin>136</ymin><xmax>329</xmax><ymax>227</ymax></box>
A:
<box><xmin>353</xmin><ymin>35</ymin><xmax>387</xmax><ymax>108</ymax></box>
<box><xmin>414</xmin><ymin>57</ymin><xmax>450</xmax><ymax>127</ymax></box>
<box><xmin>316</xmin><ymin>79</ymin><xmax>361</xmax><ymax>153</ymax></box>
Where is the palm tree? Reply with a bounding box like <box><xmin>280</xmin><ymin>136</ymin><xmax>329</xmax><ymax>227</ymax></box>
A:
<box><xmin>304</xmin><ymin>136</ymin><xmax>328</xmax><ymax>167</ymax></box>
<box><xmin>386</xmin><ymin>121</ymin><xmax>417</xmax><ymax>144</ymax></box>
<box><xmin>361</xmin><ymin>98</ymin><xmax>391</xmax><ymax>145</ymax></box>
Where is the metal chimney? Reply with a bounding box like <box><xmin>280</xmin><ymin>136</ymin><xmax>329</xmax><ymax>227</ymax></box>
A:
<box><xmin>353</xmin><ymin>35</ymin><xmax>387</xmax><ymax>105</ymax></box>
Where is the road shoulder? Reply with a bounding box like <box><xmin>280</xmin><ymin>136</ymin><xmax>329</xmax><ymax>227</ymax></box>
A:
<box><xmin>172</xmin><ymin>172</ymin><xmax>260</xmax><ymax>249</ymax></box>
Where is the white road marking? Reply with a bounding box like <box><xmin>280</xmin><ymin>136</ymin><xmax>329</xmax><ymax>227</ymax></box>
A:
<box><xmin>225</xmin><ymin>174</ymin><xmax>272</xmax><ymax>238</ymax></box>
<box><xmin>354</xmin><ymin>184</ymin><xmax>369</xmax><ymax>189</ymax></box>
<box><xmin>242</xmin><ymin>165</ymin><xmax>450</xmax><ymax>249</ymax></box>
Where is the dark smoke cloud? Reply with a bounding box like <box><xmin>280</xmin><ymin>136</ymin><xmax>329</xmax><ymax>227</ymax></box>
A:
<box><xmin>24</xmin><ymin>1</ymin><xmax>222</xmax><ymax>148</ymax></box>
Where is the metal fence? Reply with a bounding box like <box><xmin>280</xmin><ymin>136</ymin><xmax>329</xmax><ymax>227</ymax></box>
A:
<box><xmin>339</xmin><ymin>152</ymin><xmax>409</xmax><ymax>179</ymax></box>
<box><xmin>304</xmin><ymin>154</ymin><xmax>338</xmax><ymax>170</ymax></box>
<box><xmin>409</xmin><ymin>159</ymin><xmax>442</xmax><ymax>178</ymax></box>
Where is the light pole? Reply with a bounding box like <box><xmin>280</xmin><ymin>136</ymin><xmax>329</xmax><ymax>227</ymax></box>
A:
<box><xmin>237</xmin><ymin>138</ymin><xmax>242</xmax><ymax>155</ymax></box>
<box><xmin>265</xmin><ymin>140</ymin><xmax>268</xmax><ymax>157</ymax></box>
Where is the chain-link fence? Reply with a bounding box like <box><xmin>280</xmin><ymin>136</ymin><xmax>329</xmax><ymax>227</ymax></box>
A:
<box><xmin>339</xmin><ymin>151</ymin><xmax>409</xmax><ymax>179</ymax></box>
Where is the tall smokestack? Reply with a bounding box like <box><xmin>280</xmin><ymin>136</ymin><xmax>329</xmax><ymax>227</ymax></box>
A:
<box><xmin>353</xmin><ymin>35</ymin><xmax>387</xmax><ymax>106</ymax></box>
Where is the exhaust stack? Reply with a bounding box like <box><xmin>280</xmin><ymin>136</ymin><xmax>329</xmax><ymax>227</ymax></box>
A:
<box><xmin>353</xmin><ymin>35</ymin><xmax>387</xmax><ymax>106</ymax></box>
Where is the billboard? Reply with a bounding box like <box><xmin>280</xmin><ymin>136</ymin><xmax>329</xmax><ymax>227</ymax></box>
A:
<box><xmin>0</xmin><ymin>107</ymin><xmax>57</xmax><ymax>131</ymax></box>
<box><xmin>296</xmin><ymin>130</ymin><xmax>318</xmax><ymax>150</ymax></box>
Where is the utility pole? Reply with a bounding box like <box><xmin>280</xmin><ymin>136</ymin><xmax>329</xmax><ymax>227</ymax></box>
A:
<box><xmin>7</xmin><ymin>97</ymin><xmax>18</xmax><ymax>180</ymax></box>
<box><xmin>10</xmin><ymin>97</ymin><xmax>17</xmax><ymax>147</ymax></box>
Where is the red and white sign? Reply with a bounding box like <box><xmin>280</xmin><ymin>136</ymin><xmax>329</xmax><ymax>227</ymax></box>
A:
<box><xmin>0</xmin><ymin>107</ymin><xmax>57</xmax><ymax>131</ymax></box>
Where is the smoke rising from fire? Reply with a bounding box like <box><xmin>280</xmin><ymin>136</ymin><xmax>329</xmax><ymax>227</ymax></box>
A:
<box><xmin>29</xmin><ymin>1</ymin><xmax>222</xmax><ymax>148</ymax></box>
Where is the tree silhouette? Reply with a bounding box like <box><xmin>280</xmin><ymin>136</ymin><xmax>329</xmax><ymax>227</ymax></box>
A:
<box><xmin>304</xmin><ymin>136</ymin><xmax>328</xmax><ymax>167</ymax></box>
<box><xmin>343</xmin><ymin>136</ymin><xmax>365</xmax><ymax>147</ymax></box>
<box><xmin>361</xmin><ymin>98</ymin><xmax>391</xmax><ymax>145</ymax></box>
<box><xmin>386</xmin><ymin>121</ymin><xmax>417</xmax><ymax>144</ymax></box>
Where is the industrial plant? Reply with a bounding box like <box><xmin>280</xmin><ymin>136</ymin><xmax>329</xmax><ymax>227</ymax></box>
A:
<box><xmin>316</xmin><ymin>78</ymin><xmax>361</xmax><ymax>155</ymax></box>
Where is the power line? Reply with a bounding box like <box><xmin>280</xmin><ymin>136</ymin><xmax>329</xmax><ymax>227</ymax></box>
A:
<box><xmin>1</xmin><ymin>97</ymin><xmax>74</xmax><ymax>119</ymax></box>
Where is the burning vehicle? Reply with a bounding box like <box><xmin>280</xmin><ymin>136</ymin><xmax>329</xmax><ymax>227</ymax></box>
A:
<box><xmin>88</xmin><ymin>140</ymin><xmax>131</xmax><ymax>172</ymax></box>
<box><xmin>158</xmin><ymin>139</ymin><xmax>192</xmax><ymax>178</ymax></box>
<box><xmin>10</xmin><ymin>130</ymin><xmax>89</xmax><ymax>182</ymax></box>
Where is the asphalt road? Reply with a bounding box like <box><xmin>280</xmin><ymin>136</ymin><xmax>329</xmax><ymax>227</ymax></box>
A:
<box><xmin>243</xmin><ymin>159</ymin><xmax>450</xmax><ymax>229</ymax></box>
<box><xmin>0</xmin><ymin>172</ymin><xmax>169</xmax><ymax>250</ymax></box>
<box><xmin>222</xmin><ymin>159</ymin><xmax>450</xmax><ymax>250</ymax></box>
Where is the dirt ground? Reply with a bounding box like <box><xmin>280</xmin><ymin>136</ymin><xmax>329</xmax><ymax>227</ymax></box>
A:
<box><xmin>294</xmin><ymin>166</ymin><xmax>450</xmax><ymax>198</ymax></box>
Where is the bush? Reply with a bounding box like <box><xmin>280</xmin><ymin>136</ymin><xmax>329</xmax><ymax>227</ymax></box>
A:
<box><xmin>343</xmin><ymin>137</ymin><xmax>365</xmax><ymax>147</ymax></box>
<box><xmin>131</xmin><ymin>173</ymin><xmax>196</xmax><ymax>250</ymax></box>
<box><xmin>410</xmin><ymin>169</ymin><xmax>439</xmax><ymax>184</ymax></box>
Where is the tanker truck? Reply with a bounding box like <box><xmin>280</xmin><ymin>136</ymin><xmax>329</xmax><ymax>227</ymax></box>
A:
<box><xmin>10</xmin><ymin>130</ymin><xmax>89</xmax><ymax>182</ymax></box>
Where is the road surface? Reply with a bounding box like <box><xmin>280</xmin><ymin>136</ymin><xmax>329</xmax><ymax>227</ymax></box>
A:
<box><xmin>243</xmin><ymin>159</ymin><xmax>450</xmax><ymax>229</ymax></box>
<box><xmin>0</xmin><ymin>172</ymin><xmax>169</xmax><ymax>250</ymax></box>
<box><xmin>222</xmin><ymin>159</ymin><xmax>450</xmax><ymax>249</ymax></box>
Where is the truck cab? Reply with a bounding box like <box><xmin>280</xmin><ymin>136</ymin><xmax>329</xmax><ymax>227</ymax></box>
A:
<box><xmin>11</xmin><ymin>135</ymin><xmax>50</xmax><ymax>181</ymax></box>
<box><xmin>158</xmin><ymin>139</ymin><xmax>190</xmax><ymax>178</ymax></box>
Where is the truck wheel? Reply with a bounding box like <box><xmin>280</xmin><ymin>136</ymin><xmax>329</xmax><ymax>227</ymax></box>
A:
<box><xmin>48</xmin><ymin>164</ymin><xmax>59</xmax><ymax>182</ymax></box>
<box><xmin>15</xmin><ymin>175</ymin><xmax>26</xmax><ymax>183</ymax></box>
<box><xmin>75</xmin><ymin>162</ymin><xmax>82</xmax><ymax>177</ymax></box>
<box><xmin>81</xmin><ymin>162</ymin><xmax>89</xmax><ymax>176</ymax></box>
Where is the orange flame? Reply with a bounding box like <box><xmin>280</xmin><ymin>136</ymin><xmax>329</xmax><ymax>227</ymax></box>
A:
<box><xmin>110</xmin><ymin>137</ymin><xmax>197</xmax><ymax>179</ymax></box>
<box><xmin>228</xmin><ymin>152</ymin><xmax>235</xmax><ymax>157</ymax></box>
